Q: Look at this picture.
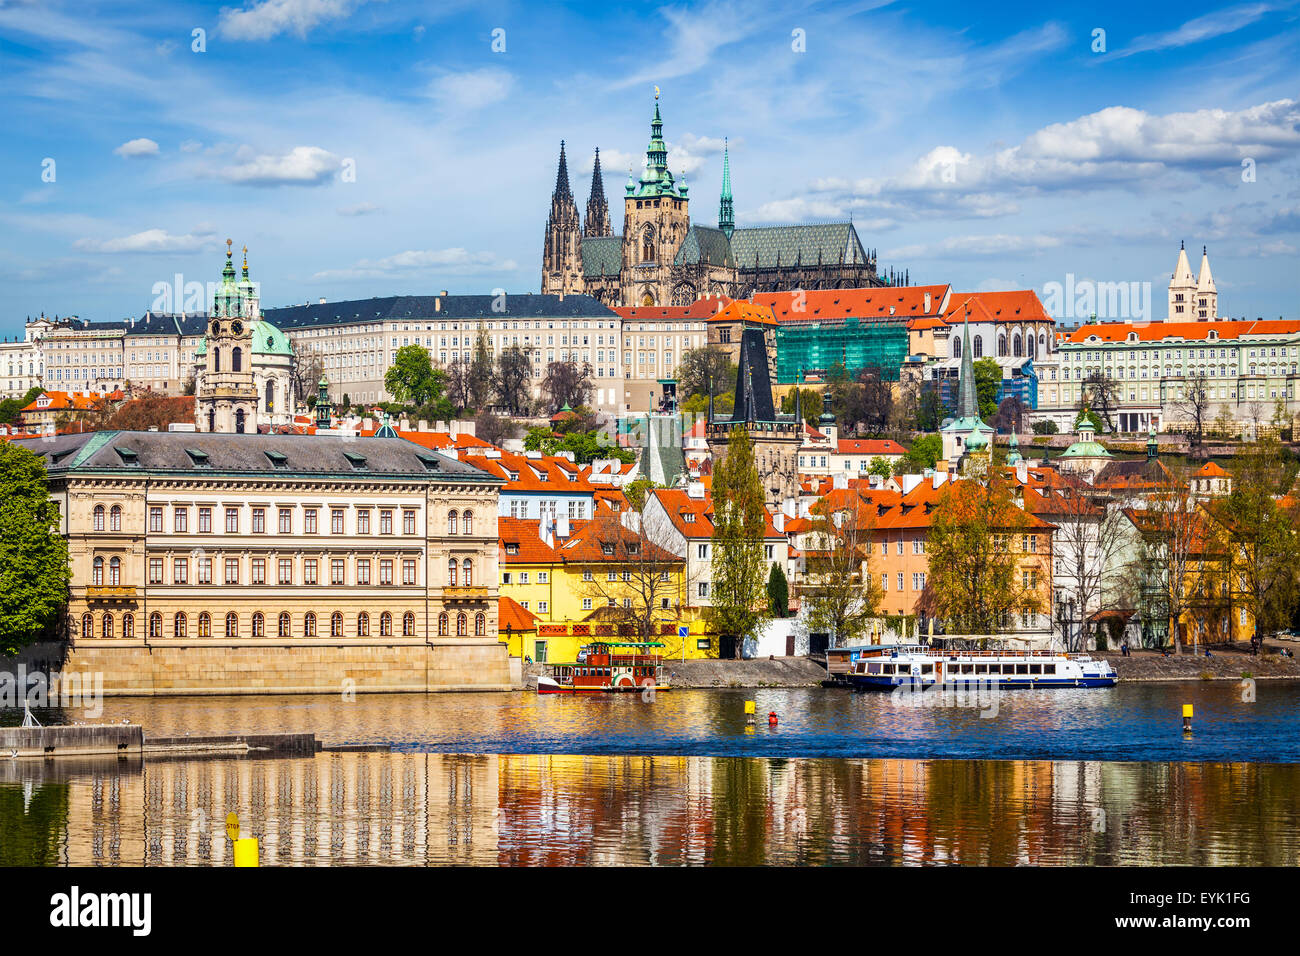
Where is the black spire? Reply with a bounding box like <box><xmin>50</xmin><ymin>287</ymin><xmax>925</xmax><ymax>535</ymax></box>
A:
<box><xmin>584</xmin><ymin>147</ymin><xmax>612</xmax><ymax>237</ymax></box>
<box><xmin>553</xmin><ymin>140</ymin><xmax>572</xmax><ymax>201</ymax></box>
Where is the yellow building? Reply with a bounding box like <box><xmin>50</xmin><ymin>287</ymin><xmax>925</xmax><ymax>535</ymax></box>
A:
<box><xmin>497</xmin><ymin>512</ymin><xmax>709</xmax><ymax>662</ymax></box>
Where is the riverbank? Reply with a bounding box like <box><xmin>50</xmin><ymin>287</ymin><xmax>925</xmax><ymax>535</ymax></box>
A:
<box><xmin>1105</xmin><ymin>650</ymin><xmax>1300</xmax><ymax>681</ymax></box>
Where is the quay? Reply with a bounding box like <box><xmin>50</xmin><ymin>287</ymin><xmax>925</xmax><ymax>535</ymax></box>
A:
<box><xmin>1</xmin><ymin>726</ymin><xmax>383</xmax><ymax>759</ymax></box>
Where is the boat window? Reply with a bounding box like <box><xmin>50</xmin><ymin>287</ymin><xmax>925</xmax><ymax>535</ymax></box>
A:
<box><xmin>976</xmin><ymin>664</ymin><xmax>989</xmax><ymax>674</ymax></box>
<box><xmin>1016</xmin><ymin>664</ymin><xmax>1029</xmax><ymax>675</ymax></box>
<box><xmin>920</xmin><ymin>664</ymin><xmax>933</xmax><ymax>674</ymax></box>
<box><xmin>1030</xmin><ymin>664</ymin><xmax>1042</xmax><ymax>675</ymax></box>
<box><xmin>1044</xmin><ymin>664</ymin><xmax>1056</xmax><ymax>675</ymax></box>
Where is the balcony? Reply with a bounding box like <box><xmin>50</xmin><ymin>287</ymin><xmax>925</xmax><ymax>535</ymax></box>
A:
<box><xmin>440</xmin><ymin>586</ymin><xmax>489</xmax><ymax>601</ymax></box>
<box><xmin>86</xmin><ymin>585</ymin><xmax>137</xmax><ymax>601</ymax></box>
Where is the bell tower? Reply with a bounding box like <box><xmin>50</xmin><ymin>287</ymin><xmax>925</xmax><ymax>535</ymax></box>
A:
<box><xmin>620</xmin><ymin>91</ymin><xmax>690</xmax><ymax>307</ymax></box>
<box><xmin>195</xmin><ymin>240</ymin><xmax>259</xmax><ymax>433</ymax></box>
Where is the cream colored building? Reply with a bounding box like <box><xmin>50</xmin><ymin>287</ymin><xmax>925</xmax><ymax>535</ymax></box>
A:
<box><xmin>17</xmin><ymin>430</ymin><xmax>510</xmax><ymax>694</ymax></box>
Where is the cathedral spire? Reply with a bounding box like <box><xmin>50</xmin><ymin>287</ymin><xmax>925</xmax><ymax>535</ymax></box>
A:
<box><xmin>584</xmin><ymin>147</ymin><xmax>612</xmax><ymax>237</ymax></box>
<box><xmin>955</xmin><ymin>313</ymin><xmax>979</xmax><ymax>421</ymax></box>
<box><xmin>718</xmin><ymin>138</ymin><xmax>734</xmax><ymax>239</ymax></box>
<box><xmin>553</xmin><ymin>140</ymin><xmax>573</xmax><ymax>201</ymax></box>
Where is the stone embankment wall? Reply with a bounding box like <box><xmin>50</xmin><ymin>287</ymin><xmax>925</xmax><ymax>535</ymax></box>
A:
<box><xmin>1106</xmin><ymin>652</ymin><xmax>1300</xmax><ymax>681</ymax></box>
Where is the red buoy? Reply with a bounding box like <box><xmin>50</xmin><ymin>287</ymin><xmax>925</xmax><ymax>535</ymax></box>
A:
<box><xmin>768</xmin><ymin>711</ymin><xmax>778</xmax><ymax>726</ymax></box>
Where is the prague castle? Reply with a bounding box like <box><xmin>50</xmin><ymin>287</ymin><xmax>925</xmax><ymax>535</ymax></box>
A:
<box><xmin>542</xmin><ymin>95</ymin><xmax>897</xmax><ymax>307</ymax></box>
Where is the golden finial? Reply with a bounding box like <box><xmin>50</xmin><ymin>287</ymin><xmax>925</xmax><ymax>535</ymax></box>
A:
<box><xmin>226</xmin><ymin>238</ymin><xmax>232</xmax><ymax>256</ymax></box>
<box><xmin>654</xmin><ymin>85</ymin><xmax>660</xmax><ymax>100</ymax></box>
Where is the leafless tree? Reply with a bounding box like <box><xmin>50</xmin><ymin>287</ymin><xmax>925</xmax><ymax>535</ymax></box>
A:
<box><xmin>493</xmin><ymin>346</ymin><xmax>533</xmax><ymax>415</ymax></box>
<box><xmin>1044</xmin><ymin>488</ymin><xmax>1133</xmax><ymax>651</ymax></box>
<box><xmin>445</xmin><ymin>356</ymin><xmax>474</xmax><ymax>412</ymax></box>
<box><xmin>575</xmin><ymin>510</ymin><xmax>685</xmax><ymax>644</ymax></box>
<box><xmin>1176</xmin><ymin>371</ymin><xmax>1212</xmax><ymax>452</ymax></box>
<box><xmin>291</xmin><ymin>347</ymin><xmax>325</xmax><ymax>408</ymax></box>
<box><xmin>1082</xmin><ymin>373</ymin><xmax>1119</xmax><ymax>432</ymax></box>
<box><xmin>800</xmin><ymin>499</ymin><xmax>883</xmax><ymax>647</ymax></box>
<box><xmin>539</xmin><ymin>360</ymin><xmax>593</xmax><ymax>414</ymax></box>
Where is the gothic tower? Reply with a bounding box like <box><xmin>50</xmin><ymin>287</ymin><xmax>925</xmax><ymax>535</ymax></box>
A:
<box><xmin>620</xmin><ymin>94</ymin><xmax>691</xmax><ymax>307</ymax></box>
<box><xmin>1195</xmin><ymin>245</ymin><xmax>1218</xmax><ymax>319</ymax></box>
<box><xmin>541</xmin><ymin>140</ymin><xmax>584</xmax><ymax>296</ymax></box>
<box><xmin>584</xmin><ymin>147</ymin><xmax>612</xmax><ymax>237</ymax></box>
<box><xmin>1168</xmin><ymin>240</ymin><xmax>1197</xmax><ymax>321</ymax></box>
<box><xmin>196</xmin><ymin>240</ymin><xmax>259</xmax><ymax>434</ymax></box>
<box><xmin>718</xmin><ymin>138</ymin><xmax>734</xmax><ymax>240</ymax></box>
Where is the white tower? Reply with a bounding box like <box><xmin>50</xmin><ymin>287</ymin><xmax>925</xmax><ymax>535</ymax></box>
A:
<box><xmin>1167</xmin><ymin>241</ymin><xmax>1196</xmax><ymax>321</ymax></box>
<box><xmin>1195</xmin><ymin>246</ymin><xmax>1218</xmax><ymax>319</ymax></box>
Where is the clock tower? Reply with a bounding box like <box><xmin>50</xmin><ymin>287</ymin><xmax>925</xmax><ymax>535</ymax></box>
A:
<box><xmin>196</xmin><ymin>240</ymin><xmax>260</xmax><ymax>433</ymax></box>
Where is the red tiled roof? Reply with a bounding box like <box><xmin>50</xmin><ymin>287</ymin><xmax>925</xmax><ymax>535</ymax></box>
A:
<box><xmin>1062</xmin><ymin>318</ymin><xmax>1300</xmax><ymax>344</ymax></box>
<box><xmin>498</xmin><ymin>596</ymin><xmax>538</xmax><ymax>632</ymax></box>
<box><xmin>836</xmin><ymin>438</ymin><xmax>906</xmax><ymax>456</ymax></box>
<box><xmin>946</xmin><ymin>290</ymin><xmax>1053</xmax><ymax>325</ymax></box>
<box><xmin>649</xmin><ymin>488</ymin><xmax>782</xmax><ymax>539</ymax></box>
<box><xmin>753</xmin><ymin>285</ymin><xmax>950</xmax><ymax>323</ymax></box>
<box><xmin>557</xmin><ymin>514</ymin><xmax>681</xmax><ymax>563</ymax></box>
<box><xmin>20</xmin><ymin>390</ymin><xmax>102</xmax><ymax>413</ymax></box>
<box><xmin>707</xmin><ymin>299</ymin><xmax>775</xmax><ymax>326</ymax></box>
<box><xmin>461</xmin><ymin>450</ymin><xmax>595</xmax><ymax>493</ymax></box>
<box><xmin>1195</xmin><ymin>461</ymin><xmax>1231</xmax><ymax>478</ymax></box>
<box><xmin>498</xmin><ymin>517</ymin><xmax>564</xmax><ymax>564</ymax></box>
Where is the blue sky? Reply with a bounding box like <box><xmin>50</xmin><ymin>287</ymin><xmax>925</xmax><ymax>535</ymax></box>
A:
<box><xmin>1</xmin><ymin>0</ymin><xmax>1298</xmax><ymax>337</ymax></box>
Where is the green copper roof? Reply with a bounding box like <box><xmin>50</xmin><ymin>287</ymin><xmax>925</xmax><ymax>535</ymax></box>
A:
<box><xmin>631</xmin><ymin>98</ymin><xmax>686</xmax><ymax>199</ymax></box>
<box><xmin>718</xmin><ymin>138</ymin><xmax>734</xmax><ymax>238</ymax></box>
<box><xmin>729</xmin><ymin>223</ymin><xmax>867</xmax><ymax>269</ymax></box>
<box><xmin>194</xmin><ymin>319</ymin><xmax>292</xmax><ymax>357</ymax></box>
<box><xmin>1059</xmin><ymin>440</ymin><xmax>1113</xmax><ymax>459</ymax></box>
<box><xmin>673</xmin><ymin>225</ymin><xmax>735</xmax><ymax>267</ymax></box>
<box><xmin>581</xmin><ymin>236</ymin><xmax>623</xmax><ymax>277</ymax></box>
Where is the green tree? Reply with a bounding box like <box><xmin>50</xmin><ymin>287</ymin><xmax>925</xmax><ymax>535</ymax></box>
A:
<box><xmin>0</xmin><ymin>386</ymin><xmax>41</xmax><ymax>426</ymax></box>
<box><xmin>802</xmin><ymin>500</ymin><xmax>882</xmax><ymax>646</ymax></box>
<box><xmin>973</xmin><ymin>358</ymin><xmax>1001</xmax><ymax>422</ymax></box>
<box><xmin>0</xmin><ymin>443</ymin><xmax>70</xmax><ymax>653</ymax></box>
<box><xmin>766</xmin><ymin>562</ymin><xmax>789</xmax><ymax>618</ymax></box>
<box><xmin>677</xmin><ymin>346</ymin><xmax>735</xmax><ymax>400</ymax></box>
<box><xmin>681</xmin><ymin>391</ymin><xmax>733</xmax><ymax>418</ymax></box>
<box><xmin>867</xmin><ymin>456</ymin><xmax>893</xmax><ymax>480</ymax></box>
<box><xmin>892</xmin><ymin>434</ymin><xmax>943</xmax><ymax>475</ymax></box>
<box><xmin>384</xmin><ymin>344</ymin><xmax>446</xmax><ymax>407</ymax></box>
<box><xmin>708</xmin><ymin>427</ymin><xmax>769</xmax><ymax>653</ymax></box>
<box><xmin>779</xmin><ymin>388</ymin><xmax>821</xmax><ymax>426</ymax></box>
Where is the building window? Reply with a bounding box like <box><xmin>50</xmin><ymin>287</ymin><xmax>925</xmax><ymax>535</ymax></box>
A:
<box><xmin>174</xmin><ymin>508</ymin><xmax>187</xmax><ymax>533</ymax></box>
<box><xmin>198</xmin><ymin>612</ymin><xmax>211</xmax><ymax>638</ymax></box>
<box><xmin>379</xmin><ymin>611</ymin><xmax>393</xmax><ymax>637</ymax></box>
<box><xmin>404</xmin><ymin>510</ymin><xmax>416</xmax><ymax>534</ymax></box>
<box><xmin>447</xmin><ymin>558</ymin><xmax>457</xmax><ymax>586</ymax></box>
<box><xmin>583</xmin><ymin>598</ymin><xmax>593</xmax><ymax>610</ymax></box>
<box><xmin>150</xmin><ymin>612</ymin><xmax>162</xmax><ymax>638</ymax></box>
<box><xmin>251</xmin><ymin>558</ymin><xmax>266</xmax><ymax>585</ymax></box>
<box><xmin>93</xmin><ymin>556</ymin><xmax>104</xmax><ymax>586</ymax></box>
<box><xmin>403</xmin><ymin>612</ymin><xmax>416</xmax><ymax>636</ymax></box>
<box><xmin>149</xmin><ymin>506</ymin><xmax>163</xmax><ymax>533</ymax></box>
<box><xmin>305</xmin><ymin>508</ymin><xmax>318</xmax><ymax>534</ymax></box>
<box><xmin>251</xmin><ymin>612</ymin><xmax>265</xmax><ymax>638</ymax></box>
<box><xmin>357</xmin><ymin>510</ymin><xmax>370</xmax><ymax>534</ymax></box>
<box><xmin>331</xmin><ymin>558</ymin><xmax>345</xmax><ymax>586</ymax></box>
<box><xmin>224</xmin><ymin>612</ymin><xmax>238</xmax><ymax>638</ymax></box>
<box><xmin>122</xmin><ymin>613</ymin><xmax>134</xmax><ymax>638</ymax></box>
<box><xmin>173</xmin><ymin>557</ymin><xmax>187</xmax><ymax>584</ymax></box>
<box><xmin>357</xmin><ymin>559</ymin><xmax>370</xmax><ymax>585</ymax></box>
<box><xmin>330</xmin><ymin>611</ymin><xmax>343</xmax><ymax>637</ymax></box>
<box><xmin>174</xmin><ymin>612</ymin><xmax>187</xmax><ymax>638</ymax></box>
<box><xmin>448</xmin><ymin>510</ymin><xmax>459</xmax><ymax>535</ymax></box>
<box><xmin>380</xmin><ymin>510</ymin><xmax>393</xmax><ymax>534</ymax></box>
<box><xmin>456</xmin><ymin>613</ymin><xmax>467</xmax><ymax>636</ymax></box>
<box><xmin>278</xmin><ymin>612</ymin><xmax>291</xmax><ymax>637</ymax></box>
<box><xmin>198</xmin><ymin>507</ymin><xmax>212</xmax><ymax>533</ymax></box>
<box><xmin>278</xmin><ymin>508</ymin><xmax>292</xmax><ymax>533</ymax></box>
<box><xmin>698</xmin><ymin>582</ymin><xmax>709</xmax><ymax>598</ymax></box>
<box><xmin>461</xmin><ymin>559</ymin><xmax>471</xmax><ymax>586</ymax></box>
<box><xmin>101</xmin><ymin>613</ymin><xmax>113</xmax><ymax>639</ymax></box>
<box><xmin>403</xmin><ymin>559</ymin><xmax>417</xmax><ymax>585</ymax></box>
<box><xmin>93</xmin><ymin>505</ymin><xmax>104</xmax><ymax>531</ymax></box>
<box><xmin>149</xmin><ymin>557</ymin><xmax>164</xmax><ymax>585</ymax></box>
<box><xmin>438</xmin><ymin>612</ymin><xmax>449</xmax><ymax>636</ymax></box>
<box><xmin>224</xmin><ymin>558</ymin><xmax>239</xmax><ymax>584</ymax></box>
<box><xmin>225</xmin><ymin>507</ymin><xmax>238</xmax><ymax>534</ymax></box>
<box><xmin>252</xmin><ymin>508</ymin><xmax>265</xmax><ymax>533</ymax></box>
<box><xmin>198</xmin><ymin>557</ymin><xmax>212</xmax><ymax>584</ymax></box>
<box><xmin>279</xmin><ymin>558</ymin><xmax>292</xmax><ymax>585</ymax></box>
<box><xmin>475</xmin><ymin>612</ymin><xmax>486</xmax><ymax>636</ymax></box>
<box><xmin>304</xmin><ymin>559</ymin><xmax>318</xmax><ymax>585</ymax></box>
<box><xmin>357</xmin><ymin>612</ymin><xmax>370</xmax><ymax>637</ymax></box>
<box><xmin>304</xmin><ymin>612</ymin><xmax>317</xmax><ymax>637</ymax></box>
<box><xmin>380</xmin><ymin>559</ymin><xmax>393</xmax><ymax>585</ymax></box>
<box><xmin>331</xmin><ymin>509</ymin><xmax>345</xmax><ymax>534</ymax></box>
<box><xmin>462</xmin><ymin>511</ymin><xmax>473</xmax><ymax>535</ymax></box>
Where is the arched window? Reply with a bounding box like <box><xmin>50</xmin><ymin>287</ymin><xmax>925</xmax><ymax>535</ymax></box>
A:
<box><xmin>232</xmin><ymin>346</ymin><xmax>243</xmax><ymax>372</ymax></box>
<box><xmin>235</xmin><ymin>408</ymin><xmax>246</xmax><ymax>434</ymax></box>
<box><xmin>174</xmin><ymin>612</ymin><xmax>187</xmax><ymax>638</ymax></box>
<box><xmin>214</xmin><ymin>348</ymin><xmax>221</xmax><ymax>372</ymax></box>
<box><xmin>122</xmin><ymin>612</ymin><xmax>133</xmax><ymax>638</ymax></box>
<box><xmin>278</xmin><ymin>612</ymin><xmax>291</xmax><ymax>637</ymax></box>
<box><xmin>265</xmin><ymin>379</ymin><xmax>275</xmax><ymax>412</ymax></box>
<box><xmin>462</xmin><ymin>559</ymin><xmax>472</xmax><ymax>587</ymax></box>
<box><xmin>330</xmin><ymin>611</ymin><xmax>343</xmax><ymax>637</ymax></box>
<box><xmin>101</xmin><ymin>613</ymin><xmax>114</xmax><ymax>638</ymax></box>
<box><xmin>357</xmin><ymin>612</ymin><xmax>370</xmax><ymax>637</ymax></box>
<box><xmin>952</xmin><ymin>337</ymin><xmax>962</xmax><ymax>359</ymax></box>
<box><xmin>93</xmin><ymin>505</ymin><xmax>105</xmax><ymax>531</ymax></box>
<box><xmin>448</xmin><ymin>559</ymin><xmax>457</xmax><ymax>586</ymax></box>
<box><xmin>973</xmin><ymin>335</ymin><xmax>984</xmax><ymax>358</ymax></box>
<box><xmin>110</xmin><ymin>505</ymin><xmax>122</xmax><ymax>531</ymax></box>
<box><xmin>456</xmin><ymin>612</ymin><xmax>467</xmax><ymax>637</ymax></box>
<box><xmin>380</xmin><ymin>611</ymin><xmax>393</xmax><ymax>637</ymax></box>
<box><xmin>403</xmin><ymin>612</ymin><xmax>416</xmax><ymax>637</ymax></box>
<box><xmin>462</xmin><ymin>511</ymin><xmax>473</xmax><ymax>535</ymax></box>
<box><xmin>997</xmin><ymin>334</ymin><xmax>1006</xmax><ymax>357</ymax></box>
<box><xmin>251</xmin><ymin>612</ymin><xmax>265</xmax><ymax>637</ymax></box>
<box><xmin>225</xmin><ymin>612</ymin><xmax>238</xmax><ymax>638</ymax></box>
<box><xmin>109</xmin><ymin>556</ymin><xmax>121</xmax><ymax>586</ymax></box>
<box><xmin>150</xmin><ymin>612</ymin><xmax>162</xmax><ymax>638</ymax></box>
<box><xmin>475</xmin><ymin>612</ymin><xmax>486</xmax><ymax>636</ymax></box>
<box><xmin>448</xmin><ymin>510</ymin><xmax>458</xmax><ymax>535</ymax></box>
<box><xmin>640</xmin><ymin>225</ymin><xmax>655</xmax><ymax>263</ymax></box>
<box><xmin>304</xmin><ymin>612</ymin><xmax>317</xmax><ymax>637</ymax></box>
<box><xmin>1013</xmin><ymin>333</ymin><xmax>1022</xmax><ymax>357</ymax></box>
<box><xmin>198</xmin><ymin>612</ymin><xmax>211</xmax><ymax>638</ymax></box>
<box><xmin>81</xmin><ymin>612</ymin><xmax>93</xmax><ymax>638</ymax></box>
<box><xmin>438</xmin><ymin>612</ymin><xmax>449</xmax><ymax>636</ymax></box>
<box><xmin>93</xmin><ymin>556</ymin><xmax>104</xmax><ymax>586</ymax></box>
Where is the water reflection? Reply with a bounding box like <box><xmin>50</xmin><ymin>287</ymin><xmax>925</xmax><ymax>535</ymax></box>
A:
<box><xmin>2</xmin><ymin>754</ymin><xmax>1297</xmax><ymax>866</ymax></box>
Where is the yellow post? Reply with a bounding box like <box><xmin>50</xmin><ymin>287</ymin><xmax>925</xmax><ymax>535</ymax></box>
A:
<box><xmin>744</xmin><ymin>700</ymin><xmax>756</xmax><ymax>714</ymax></box>
<box><xmin>234</xmin><ymin>837</ymin><xmax>260</xmax><ymax>867</ymax></box>
<box><xmin>1182</xmin><ymin>703</ymin><xmax>1193</xmax><ymax>733</ymax></box>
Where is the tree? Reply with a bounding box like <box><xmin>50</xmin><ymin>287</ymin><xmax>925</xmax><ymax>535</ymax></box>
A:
<box><xmin>385</xmin><ymin>344</ymin><xmax>446</xmax><ymax>408</ymax></box>
<box><xmin>493</xmin><ymin>346</ymin><xmax>533</xmax><ymax>415</ymax></box>
<box><xmin>1177</xmin><ymin>370</ymin><xmax>1212</xmax><ymax>452</ymax></box>
<box><xmin>678</xmin><ymin>346</ymin><xmax>734</xmax><ymax>400</ymax></box>
<box><xmin>831</xmin><ymin>366</ymin><xmax>893</xmax><ymax>436</ymax></box>
<box><xmin>445</xmin><ymin>356</ymin><xmax>474</xmax><ymax>412</ymax></box>
<box><xmin>107</xmin><ymin>395</ymin><xmax>194</xmax><ymax>431</ymax></box>
<box><xmin>474</xmin><ymin>410</ymin><xmax>518</xmax><ymax>446</ymax></box>
<box><xmin>973</xmin><ymin>359</ymin><xmax>1002</xmax><ymax>422</ymax></box>
<box><xmin>918</xmin><ymin>477</ymin><xmax>1043</xmax><ymax>635</ymax></box>
<box><xmin>290</xmin><ymin>348</ymin><xmax>324</xmax><ymax>408</ymax></box>
<box><xmin>1218</xmin><ymin>439</ymin><xmax>1300</xmax><ymax>647</ymax></box>
<box><xmin>708</xmin><ymin>427</ymin><xmax>769</xmax><ymax>654</ymax></box>
<box><xmin>779</xmin><ymin>388</ymin><xmax>821</xmax><ymax>426</ymax></box>
<box><xmin>1031</xmin><ymin>419</ymin><xmax>1059</xmax><ymax>435</ymax></box>
<box><xmin>992</xmin><ymin>395</ymin><xmax>1027</xmax><ymax>434</ymax></box>
<box><xmin>1044</xmin><ymin>490</ymin><xmax>1132</xmax><ymax>651</ymax></box>
<box><xmin>915</xmin><ymin>382</ymin><xmax>944</xmax><ymax>432</ymax></box>
<box><xmin>766</xmin><ymin>562</ymin><xmax>789</xmax><ymax>618</ymax></box>
<box><xmin>682</xmin><ymin>390</ymin><xmax>733</xmax><ymax>418</ymax></box>
<box><xmin>1082</xmin><ymin>373</ymin><xmax>1119</xmax><ymax>432</ymax></box>
<box><xmin>576</xmin><ymin>509</ymin><xmax>683</xmax><ymax>644</ymax></box>
<box><xmin>0</xmin><ymin>443</ymin><xmax>70</xmax><ymax>653</ymax></box>
<box><xmin>867</xmin><ymin>456</ymin><xmax>893</xmax><ymax>480</ymax></box>
<box><xmin>539</xmin><ymin>360</ymin><xmax>593</xmax><ymax>414</ymax></box>
<box><xmin>892</xmin><ymin>434</ymin><xmax>943</xmax><ymax>476</ymax></box>
<box><xmin>0</xmin><ymin>387</ymin><xmax>41</xmax><ymax>426</ymax></box>
<box><xmin>468</xmin><ymin>330</ymin><xmax>496</xmax><ymax>411</ymax></box>
<box><xmin>801</xmin><ymin>499</ymin><xmax>882</xmax><ymax>646</ymax></box>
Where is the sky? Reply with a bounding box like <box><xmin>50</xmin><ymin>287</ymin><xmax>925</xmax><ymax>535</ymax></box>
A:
<box><xmin>1</xmin><ymin>0</ymin><xmax>1298</xmax><ymax>338</ymax></box>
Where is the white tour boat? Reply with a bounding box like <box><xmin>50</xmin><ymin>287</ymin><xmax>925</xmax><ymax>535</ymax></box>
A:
<box><xmin>844</xmin><ymin>642</ymin><xmax>1117</xmax><ymax>690</ymax></box>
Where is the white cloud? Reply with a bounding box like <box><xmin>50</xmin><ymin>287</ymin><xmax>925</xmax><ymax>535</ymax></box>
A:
<box><xmin>427</xmin><ymin>67</ymin><xmax>514</xmax><ymax>113</ymax></box>
<box><xmin>312</xmin><ymin>247</ymin><xmax>518</xmax><ymax>280</ymax></box>
<box><xmin>1110</xmin><ymin>3</ymin><xmax>1282</xmax><ymax>59</ymax></box>
<box><xmin>886</xmin><ymin>234</ymin><xmax>1062</xmax><ymax>260</ymax></box>
<box><xmin>218</xmin><ymin>145</ymin><xmax>339</xmax><ymax>186</ymax></box>
<box><xmin>114</xmin><ymin>137</ymin><xmax>159</xmax><ymax>158</ymax></box>
<box><xmin>74</xmin><ymin>228</ymin><xmax>219</xmax><ymax>254</ymax></box>
<box><xmin>219</xmin><ymin>0</ymin><xmax>368</xmax><ymax>42</ymax></box>
<box><xmin>337</xmin><ymin>202</ymin><xmax>381</xmax><ymax>216</ymax></box>
<box><xmin>179</xmin><ymin>139</ymin><xmax>203</xmax><ymax>153</ymax></box>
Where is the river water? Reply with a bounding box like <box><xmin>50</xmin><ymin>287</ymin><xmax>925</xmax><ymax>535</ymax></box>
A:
<box><xmin>3</xmin><ymin>684</ymin><xmax>1298</xmax><ymax>866</ymax></box>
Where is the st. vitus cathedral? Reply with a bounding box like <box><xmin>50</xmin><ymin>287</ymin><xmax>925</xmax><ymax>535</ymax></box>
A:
<box><xmin>542</xmin><ymin>94</ymin><xmax>902</xmax><ymax>307</ymax></box>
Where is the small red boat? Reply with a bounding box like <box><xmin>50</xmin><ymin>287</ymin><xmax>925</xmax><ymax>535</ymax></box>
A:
<box><xmin>536</xmin><ymin>641</ymin><xmax>670</xmax><ymax>694</ymax></box>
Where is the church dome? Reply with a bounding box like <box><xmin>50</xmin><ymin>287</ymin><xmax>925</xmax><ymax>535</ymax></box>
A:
<box><xmin>250</xmin><ymin>320</ymin><xmax>293</xmax><ymax>357</ymax></box>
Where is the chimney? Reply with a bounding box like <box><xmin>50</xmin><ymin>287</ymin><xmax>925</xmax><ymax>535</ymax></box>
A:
<box><xmin>556</xmin><ymin>513</ymin><xmax>570</xmax><ymax>538</ymax></box>
<box><xmin>434</xmin><ymin>298</ymin><xmax>441</xmax><ymax>313</ymax></box>
<box><xmin>1016</xmin><ymin>459</ymin><xmax>1029</xmax><ymax>484</ymax></box>
<box><xmin>924</xmin><ymin>291</ymin><xmax>932</xmax><ymax>312</ymax></box>
<box><xmin>687</xmin><ymin>481</ymin><xmax>705</xmax><ymax>499</ymax></box>
<box><xmin>417</xmin><ymin>420</ymin><xmax>429</xmax><ymax>432</ymax></box>
<box><xmin>319</xmin><ymin>297</ymin><xmax>326</xmax><ymax>304</ymax></box>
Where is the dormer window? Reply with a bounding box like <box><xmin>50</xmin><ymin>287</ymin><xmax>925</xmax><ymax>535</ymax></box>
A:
<box><xmin>506</xmin><ymin>543</ymin><xmax>519</xmax><ymax>555</ymax></box>
<box><xmin>602</xmin><ymin>543</ymin><xmax>615</xmax><ymax>555</ymax></box>
<box><xmin>343</xmin><ymin>451</ymin><xmax>368</xmax><ymax>470</ymax></box>
<box><xmin>683</xmin><ymin>512</ymin><xmax>695</xmax><ymax>523</ymax></box>
<box><xmin>265</xmin><ymin>450</ymin><xmax>288</xmax><ymax>468</ymax></box>
<box><xmin>113</xmin><ymin>446</ymin><xmax>139</xmax><ymax>466</ymax></box>
<box><xmin>185</xmin><ymin>448</ymin><xmax>210</xmax><ymax>467</ymax></box>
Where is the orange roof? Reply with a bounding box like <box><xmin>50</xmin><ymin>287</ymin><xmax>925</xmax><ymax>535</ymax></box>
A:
<box><xmin>498</xmin><ymin>517</ymin><xmax>564</xmax><ymax>564</ymax></box>
<box><xmin>1195</xmin><ymin>461</ymin><xmax>1231</xmax><ymax>478</ymax></box>
<box><xmin>20</xmin><ymin>390</ymin><xmax>102</xmax><ymax>413</ymax></box>
<box><xmin>357</xmin><ymin>429</ymin><xmax>493</xmax><ymax>451</ymax></box>
<box><xmin>612</xmin><ymin>296</ymin><xmax>730</xmax><ymax>321</ymax></box>
<box><xmin>706</xmin><ymin>299</ymin><xmax>775</xmax><ymax>326</ymax></box>
<box><xmin>593</xmin><ymin>488</ymin><xmax>629</xmax><ymax>512</ymax></box>
<box><xmin>649</xmin><ymin>488</ymin><xmax>782</xmax><ymax>539</ymax></box>
<box><xmin>945</xmin><ymin>290</ymin><xmax>1052</xmax><ymax>325</ymax></box>
<box><xmin>1062</xmin><ymin>318</ymin><xmax>1300</xmax><ymax>344</ymax></box>
<box><xmin>873</xmin><ymin>479</ymin><xmax>1054</xmax><ymax>532</ymax></box>
<box><xmin>752</xmin><ymin>285</ymin><xmax>949</xmax><ymax>323</ymax></box>
<box><xmin>460</xmin><ymin>450</ymin><xmax>595</xmax><ymax>493</ymax></box>
<box><xmin>556</xmin><ymin>514</ymin><xmax>681</xmax><ymax>564</ymax></box>
<box><xmin>498</xmin><ymin>596</ymin><xmax>538</xmax><ymax>632</ymax></box>
<box><xmin>836</xmin><ymin>438</ymin><xmax>906</xmax><ymax>456</ymax></box>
